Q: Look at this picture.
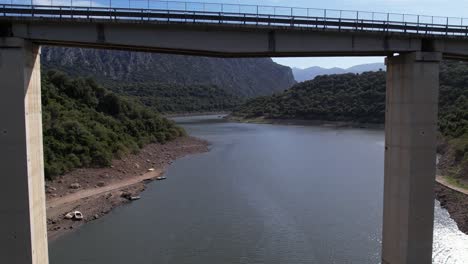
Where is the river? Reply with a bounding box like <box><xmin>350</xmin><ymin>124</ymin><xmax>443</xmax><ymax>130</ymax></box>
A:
<box><xmin>49</xmin><ymin>115</ymin><xmax>468</xmax><ymax>264</ymax></box>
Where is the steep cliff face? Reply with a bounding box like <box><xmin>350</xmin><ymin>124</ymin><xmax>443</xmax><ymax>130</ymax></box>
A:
<box><xmin>41</xmin><ymin>47</ymin><xmax>295</xmax><ymax>97</ymax></box>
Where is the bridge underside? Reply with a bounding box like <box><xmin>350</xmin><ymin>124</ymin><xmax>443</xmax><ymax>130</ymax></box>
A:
<box><xmin>1</xmin><ymin>19</ymin><xmax>468</xmax><ymax>59</ymax></box>
<box><xmin>0</xmin><ymin>15</ymin><xmax>446</xmax><ymax>264</ymax></box>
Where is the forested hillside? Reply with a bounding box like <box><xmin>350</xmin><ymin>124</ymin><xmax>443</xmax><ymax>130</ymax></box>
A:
<box><xmin>42</xmin><ymin>71</ymin><xmax>185</xmax><ymax>179</ymax></box>
<box><xmin>232</xmin><ymin>61</ymin><xmax>468</xmax><ymax>182</ymax></box>
<box><xmin>234</xmin><ymin>71</ymin><xmax>386</xmax><ymax>123</ymax></box>
<box><xmin>112</xmin><ymin>82</ymin><xmax>241</xmax><ymax>113</ymax></box>
<box><xmin>42</xmin><ymin>47</ymin><xmax>295</xmax><ymax>98</ymax></box>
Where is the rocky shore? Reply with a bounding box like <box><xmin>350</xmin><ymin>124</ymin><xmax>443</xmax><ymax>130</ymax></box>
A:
<box><xmin>46</xmin><ymin>136</ymin><xmax>209</xmax><ymax>241</ymax></box>
<box><xmin>435</xmin><ymin>182</ymin><xmax>468</xmax><ymax>234</ymax></box>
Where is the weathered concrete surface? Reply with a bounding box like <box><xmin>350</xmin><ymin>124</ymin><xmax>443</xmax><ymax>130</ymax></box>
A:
<box><xmin>0</xmin><ymin>18</ymin><xmax>465</xmax><ymax>58</ymax></box>
<box><xmin>0</xmin><ymin>38</ymin><xmax>49</xmax><ymax>264</ymax></box>
<box><xmin>0</xmin><ymin>19</ymin><xmax>465</xmax><ymax>58</ymax></box>
<box><xmin>382</xmin><ymin>52</ymin><xmax>441</xmax><ymax>264</ymax></box>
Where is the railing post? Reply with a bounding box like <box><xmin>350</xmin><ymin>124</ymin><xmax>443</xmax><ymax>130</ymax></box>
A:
<box><xmin>446</xmin><ymin>17</ymin><xmax>449</xmax><ymax>35</ymax></box>
<box><xmin>461</xmin><ymin>18</ymin><xmax>464</xmax><ymax>36</ymax></box>
<box><xmin>339</xmin><ymin>10</ymin><xmax>342</xmax><ymax>31</ymax></box>
<box><xmin>323</xmin><ymin>9</ymin><xmax>326</xmax><ymax>29</ymax></box>
<box><xmin>417</xmin><ymin>15</ymin><xmax>420</xmax><ymax>34</ymax></box>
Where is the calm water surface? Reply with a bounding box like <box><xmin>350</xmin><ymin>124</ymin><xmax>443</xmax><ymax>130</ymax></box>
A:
<box><xmin>50</xmin><ymin>115</ymin><xmax>468</xmax><ymax>264</ymax></box>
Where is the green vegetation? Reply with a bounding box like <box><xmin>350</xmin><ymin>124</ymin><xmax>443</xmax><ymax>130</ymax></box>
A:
<box><xmin>445</xmin><ymin>175</ymin><xmax>468</xmax><ymax>190</ymax></box>
<box><xmin>232</xmin><ymin>61</ymin><xmax>468</xmax><ymax>181</ymax></box>
<box><xmin>112</xmin><ymin>82</ymin><xmax>242</xmax><ymax>113</ymax></box>
<box><xmin>233</xmin><ymin>71</ymin><xmax>386</xmax><ymax>123</ymax></box>
<box><xmin>42</xmin><ymin>71</ymin><xmax>185</xmax><ymax>179</ymax></box>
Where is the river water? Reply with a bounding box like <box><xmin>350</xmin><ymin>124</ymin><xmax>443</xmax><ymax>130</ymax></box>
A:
<box><xmin>49</xmin><ymin>115</ymin><xmax>468</xmax><ymax>264</ymax></box>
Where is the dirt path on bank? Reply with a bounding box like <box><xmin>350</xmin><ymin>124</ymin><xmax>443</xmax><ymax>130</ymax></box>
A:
<box><xmin>45</xmin><ymin>137</ymin><xmax>209</xmax><ymax>241</ymax></box>
<box><xmin>47</xmin><ymin>169</ymin><xmax>163</xmax><ymax>217</ymax></box>
<box><xmin>436</xmin><ymin>175</ymin><xmax>468</xmax><ymax>195</ymax></box>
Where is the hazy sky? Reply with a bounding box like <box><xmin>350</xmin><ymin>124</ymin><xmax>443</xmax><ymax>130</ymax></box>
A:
<box><xmin>180</xmin><ymin>0</ymin><xmax>467</xmax><ymax>69</ymax></box>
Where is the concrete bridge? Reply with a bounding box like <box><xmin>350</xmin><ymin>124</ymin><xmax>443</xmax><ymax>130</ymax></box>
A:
<box><xmin>1</xmin><ymin>2</ymin><xmax>467</xmax><ymax>264</ymax></box>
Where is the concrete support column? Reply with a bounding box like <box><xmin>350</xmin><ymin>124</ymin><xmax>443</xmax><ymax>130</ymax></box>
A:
<box><xmin>382</xmin><ymin>52</ymin><xmax>441</xmax><ymax>264</ymax></box>
<box><xmin>0</xmin><ymin>38</ymin><xmax>49</xmax><ymax>264</ymax></box>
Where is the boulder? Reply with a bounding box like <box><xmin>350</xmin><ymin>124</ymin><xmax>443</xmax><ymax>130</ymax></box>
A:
<box><xmin>69</xmin><ymin>183</ymin><xmax>81</xmax><ymax>189</ymax></box>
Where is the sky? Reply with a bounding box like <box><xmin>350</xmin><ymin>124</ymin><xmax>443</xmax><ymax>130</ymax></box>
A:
<box><xmin>181</xmin><ymin>0</ymin><xmax>468</xmax><ymax>69</ymax></box>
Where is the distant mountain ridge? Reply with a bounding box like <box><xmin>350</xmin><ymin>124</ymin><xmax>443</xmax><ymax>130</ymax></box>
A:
<box><xmin>292</xmin><ymin>62</ymin><xmax>385</xmax><ymax>82</ymax></box>
<box><xmin>42</xmin><ymin>47</ymin><xmax>296</xmax><ymax>98</ymax></box>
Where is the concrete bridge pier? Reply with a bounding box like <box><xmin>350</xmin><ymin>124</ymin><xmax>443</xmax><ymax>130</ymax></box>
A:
<box><xmin>0</xmin><ymin>38</ymin><xmax>49</xmax><ymax>264</ymax></box>
<box><xmin>382</xmin><ymin>52</ymin><xmax>441</xmax><ymax>264</ymax></box>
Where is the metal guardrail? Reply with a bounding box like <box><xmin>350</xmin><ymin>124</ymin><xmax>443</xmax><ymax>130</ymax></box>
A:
<box><xmin>1</xmin><ymin>1</ymin><xmax>468</xmax><ymax>37</ymax></box>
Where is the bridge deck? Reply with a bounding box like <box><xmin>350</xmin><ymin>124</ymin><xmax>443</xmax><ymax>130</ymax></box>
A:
<box><xmin>1</xmin><ymin>4</ymin><xmax>468</xmax><ymax>38</ymax></box>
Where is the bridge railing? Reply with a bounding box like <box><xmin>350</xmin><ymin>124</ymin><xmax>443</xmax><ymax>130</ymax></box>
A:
<box><xmin>1</xmin><ymin>0</ymin><xmax>468</xmax><ymax>37</ymax></box>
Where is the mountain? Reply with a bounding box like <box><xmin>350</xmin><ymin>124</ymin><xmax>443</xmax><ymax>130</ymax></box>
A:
<box><xmin>347</xmin><ymin>63</ymin><xmax>386</xmax><ymax>73</ymax></box>
<box><xmin>112</xmin><ymin>82</ymin><xmax>241</xmax><ymax>113</ymax></box>
<box><xmin>292</xmin><ymin>63</ymin><xmax>385</xmax><ymax>82</ymax></box>
<box><xmin>41</xmin><ymin>47</ymin><xmax>295</xmax><ymax>98</ymax></box>
<box><xmin>292</xmin><ymin>67</ymin><xmax>346</xmax><ymax>82</ymax></box>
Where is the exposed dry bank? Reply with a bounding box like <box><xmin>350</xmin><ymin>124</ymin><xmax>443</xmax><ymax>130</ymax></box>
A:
<box><xmin>46</xmin><ymin>136</ymin><xmax>209</xmax><ymax>241</ymax></box>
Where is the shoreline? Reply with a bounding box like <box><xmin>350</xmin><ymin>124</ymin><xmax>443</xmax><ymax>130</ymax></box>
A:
<box><xmin>164</xmin><ymin>111</ymin><xmax>229</xmax><ymax>118</ymax></box>
<box><xmin>227</xmin><ymin>116</ymin><xmax>384</xmax><ymax>129</ymax></box>
<box><xmin>46</xmin><ymin>136</ymin><xmax>209</xmax><ymax>241</ymax></box>
<box><xmin>435</xmin><ymin>180</ymin><xmax>468</xmax><ymax>234</ymax></box>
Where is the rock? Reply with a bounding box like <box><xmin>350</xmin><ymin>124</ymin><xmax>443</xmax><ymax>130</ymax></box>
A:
<box><xmin>97</xmin><ymin>181</ymin><xmax>106</xmax><ymax>187</ymax></box>
<box><xmin>69</xmin><ymin>183</ymin><xmax>81</xmax><ymax>189</ymax></box>
<box><xmin>94</xmin><ymin>214</ymin><xmax>100</xmax><ymax>220</ymax></box>
<box><xmin>64</xmin><ymin>212</ymin><xmax>74</xmax><ymax>219</ymax></box>
<box><xmin>134</xmin><ymin>163</ymin><xmax>140</xmax><ymax>169</ymax></box>
<box><xmin>146</xmin><ymin>159</ymin><xmax>151</xmax><ymax>163</ymax></box>
<box><xmin>147</xmin><ymin>168</ymin><xmax>155</xmax><ymax>172</ymax></box>
<box><xmin>120</xmin><ymin>192</ymin><xmax>132</xmax><ymax>199</ymax></box>
<box><xmin>57</xmin><ymin>179</ymin><xmax>63</xmax><ymax>184</ymax></box>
